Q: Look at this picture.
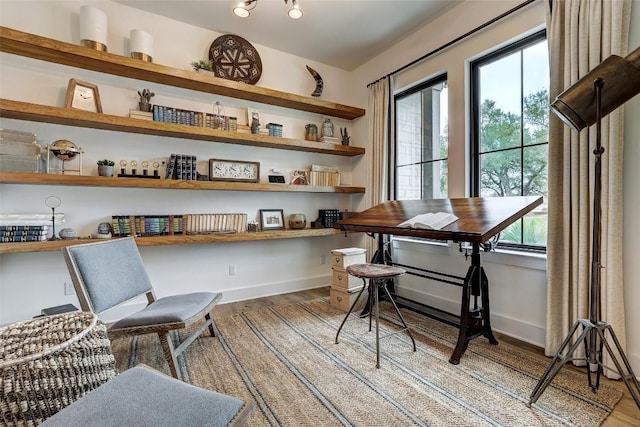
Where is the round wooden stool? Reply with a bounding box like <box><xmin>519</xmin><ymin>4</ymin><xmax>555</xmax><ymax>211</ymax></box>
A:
<box><xmin>334</xmin><ymin>263</ymin><xmax>417</xmax><ymax>368</ymax></box>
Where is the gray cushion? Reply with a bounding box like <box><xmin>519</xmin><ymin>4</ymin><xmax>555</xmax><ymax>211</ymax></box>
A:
<box><xmin>112</xmin><ymin>292</ymin><xmax>220</xmax><ymax>329</ymax></box>
<box><xmin>40</xmin><ymin>366</ymin><xmax>249</xmax><ymax>427</ymax></box>
<box><xmin>66</xmin><ymin>237</ymin><xmax>153</xmax><ymax>313</ymax></box>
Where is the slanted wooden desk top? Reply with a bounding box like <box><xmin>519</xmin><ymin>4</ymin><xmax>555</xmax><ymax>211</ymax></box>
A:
<box><xmin>336</xmin><ymin>196</ymin><xmax>543</xmax><ymax>243</ymax></box>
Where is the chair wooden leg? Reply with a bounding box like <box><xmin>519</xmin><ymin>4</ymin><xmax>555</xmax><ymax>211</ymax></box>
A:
<box><xmin>205</xmin><ymin>313</ymin><xmax>217</xmax><ymax>337</ymax></box>
<box><xmin>158</xmin><ymin>331</ymin><xmax>180</xmax><ymax>380</ymax></box>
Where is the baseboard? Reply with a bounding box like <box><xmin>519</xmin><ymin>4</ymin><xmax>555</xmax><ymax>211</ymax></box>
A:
<box><xmin>99</xmin><ymin>275</ymin><xmax>332</xmax><ymax>324</ymax></box>
<box><xmin>396</xmin><ymin>287</ymin><xmax>546</xmax><ymax>348</ymax></box>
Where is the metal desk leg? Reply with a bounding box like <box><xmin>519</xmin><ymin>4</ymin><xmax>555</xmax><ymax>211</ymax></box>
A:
<box><xmin>449</xmin><ymin>243</ymin><xmax>497</xmax><ymax>364</ymax></box>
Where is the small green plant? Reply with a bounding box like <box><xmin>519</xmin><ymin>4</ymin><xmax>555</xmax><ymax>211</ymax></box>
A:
<box><xmin>97</xmin><ymin>159</ymin><xmax>115</xmax><ymax>166</ymax></box>
<box><xmin>190</xmin><ymin>59</ymin><xmax>214</xmax><ymax>72</ymax></box>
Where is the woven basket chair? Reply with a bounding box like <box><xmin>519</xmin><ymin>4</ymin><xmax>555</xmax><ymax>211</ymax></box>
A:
<box><xmin>0</xmin><ymin>311</ymin><xmax>116</xmax><ymax>426</ymax></box>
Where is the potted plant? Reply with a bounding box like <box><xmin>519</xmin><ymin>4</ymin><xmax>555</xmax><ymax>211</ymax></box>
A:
<box><xmin>137</xmin><ymin>88</ymin><xmax>155</xmax><ymax>112</ymax></box>
<box><xmin>190</xmin><ymin>60</ymin><xmax>214</xmax><ymax>72</ymax></box>
<box><xmin>97</xmin><ymin>159</ymin><xmax>115</xmax><ymax>177</ymax></box>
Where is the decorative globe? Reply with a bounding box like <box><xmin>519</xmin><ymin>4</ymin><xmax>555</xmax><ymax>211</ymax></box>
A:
<box><xmin>50</xmin><ymin>139</ymin><xmax>80</xmax><ymax>161</ymax></box>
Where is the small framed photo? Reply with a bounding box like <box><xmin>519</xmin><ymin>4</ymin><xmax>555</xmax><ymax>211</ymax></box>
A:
<box><xmin>259</xmin><ymin>209</ymin><xmax>284</xmax><ymax>230</ymax></box>
<box><xmin>247</xmin><ymin>108</ymin><xmax>261</xmax><ymax>125</ymax></box>
<box><xmin>65</xmin><ymin>78</ymin><xmax>103</xmax><ymax>113</ymax></box>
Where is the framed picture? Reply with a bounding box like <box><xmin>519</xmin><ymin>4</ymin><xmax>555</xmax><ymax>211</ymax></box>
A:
<box><xmin>259</xmin><ymin>209</ymin><xmax>284</xmax><ymax>230</ymax></box>
<box><xmin>65</xmin><ymin>78</ymin><xmax>103</xmax><ymax>113</ymax></box>
<box><xmin>290</xmin><ymin>170</ymin><xmax>308</xmax><ymax>185</ymax></box>
<box><xmin>247</xmin><ymin>108</ymin><xmax>261</xmax><ymax>125</ymax></box>
<box><xmin>209</xmin><ymin>159</ymin><xmax>260</xmax><ymax>182</ymax></box>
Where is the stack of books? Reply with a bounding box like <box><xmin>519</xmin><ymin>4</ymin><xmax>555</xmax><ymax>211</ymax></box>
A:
<box><xmin>319</xmin><ymin>136</ymin><xmax>340</xmax><ymax>144</ymax></box>
<box><xmin>0</xmin><ymin>225</ymin><xmax>49</xmax><ymax>242</ymax></box>
<box><xmin>129</xmin><ymin>109</ymin><xmax>153</xmax><ymax>121</ymax></box>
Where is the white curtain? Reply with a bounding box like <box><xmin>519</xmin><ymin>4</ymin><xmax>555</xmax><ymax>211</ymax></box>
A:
<box><xmin>365</xmin><ymin>77</ymin><xmax>391</xmax><ymax>259</ymax></box>
<box><xmin>545</xmin><ymin>0</ymin><xmax>631</xmax><ymax>376</ymax></box>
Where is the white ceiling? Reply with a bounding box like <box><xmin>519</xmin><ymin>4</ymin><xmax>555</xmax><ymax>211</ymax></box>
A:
<box><xmin>115</xmin><ymin>0</ymin><xmax>462</xmax><ymax>70</ymax></box>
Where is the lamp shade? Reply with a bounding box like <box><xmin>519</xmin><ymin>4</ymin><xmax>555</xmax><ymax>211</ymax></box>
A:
<box><xmin>130</xmin><ymin>29</ymin><xmax>153</xmax><ymax>62</ymax></box>
<box><xmin>79</xmin><ymin>6</ymin><xmax>108</xmax><ymax>51</ymax></box>
<box><xmin>551</xmin><ymin>47</ymin><xmax>640</xmax><ymax>132</ymax></box>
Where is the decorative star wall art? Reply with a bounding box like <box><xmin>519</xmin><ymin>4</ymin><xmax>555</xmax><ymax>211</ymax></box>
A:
<box><xmin>209</xmin><ymin>34</ymin><xmax>262</xmax><ymax>85</ymax></box>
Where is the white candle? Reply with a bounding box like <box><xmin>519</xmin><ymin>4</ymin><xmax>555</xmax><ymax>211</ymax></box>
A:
<box><xmin>79</xmin><ymin>6</ymin><xmax>108</xmax><ymax>50</ymax></box>
<box><xmin>130</xmin><ymin>29</ymin><xmax>153</xmax><ymax>61</ymax></box>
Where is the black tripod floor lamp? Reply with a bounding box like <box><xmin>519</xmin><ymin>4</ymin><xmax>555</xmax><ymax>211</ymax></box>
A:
<box><xmin>529</xmin><ymin>46</ymin><xmax>640</xmax><ymax>409</ymax></box>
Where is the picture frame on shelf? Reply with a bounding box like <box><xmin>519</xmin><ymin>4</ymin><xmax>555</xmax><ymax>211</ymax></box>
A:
<box><xmin>209</xmin><ymin>159</ymin><xmax>260</xmax><ymax>182</ymax></box>
<box><xmin>247</xmin><ymin>108</ymin><xmax>261</xmax><ymax>125</ymax></box>
<box><xmin>64</xmin><ymin>78</ymin><xmax>103</xmax><ymax>113</ymax></box>
<box><xmin>259</xmin><ymin>209</ymin><xmax>284</xmax><ymax>230</ymax></box>
<box><xmin>290</xmin><ymin>170</ymin><xmax>308</xmax><ymax>185</ymax></box>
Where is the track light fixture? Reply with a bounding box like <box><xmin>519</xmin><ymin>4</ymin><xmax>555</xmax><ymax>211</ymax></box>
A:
<box><xmin>233</xmin><ymin>0</ymin><xmax>303</xmax><ymax>19</ymax></box>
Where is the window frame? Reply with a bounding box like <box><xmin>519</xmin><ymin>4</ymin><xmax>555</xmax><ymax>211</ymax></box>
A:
<box><xmin>391</xmin><ymin>73</ymin><xmax>449</xmax><ymax>201</ymax></box>
<box><xmin>470</xmin><ymin>30</ymin><xmax>548</xmax><ymax>253</ymax></box>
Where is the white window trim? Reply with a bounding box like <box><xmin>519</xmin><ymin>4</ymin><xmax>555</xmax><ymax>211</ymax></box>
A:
<box><xmin>391</xmin><ymin>236</ymin><xmax>546</xmax><ymax>271</ymax></box>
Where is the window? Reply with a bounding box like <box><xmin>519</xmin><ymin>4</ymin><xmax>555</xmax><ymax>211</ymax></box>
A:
<box><xmin>393</xmin><ymin>75</ymin><xmax>448</xmax><ymax>200</ymax></box>
<box><xmin>471</xmin><ymin>31</ymin><xmax>549</xmax><ymax>251</ymax></box>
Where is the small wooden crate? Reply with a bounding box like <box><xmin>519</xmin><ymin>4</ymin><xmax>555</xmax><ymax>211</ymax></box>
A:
<box><xmin>330</xmin><ymin>285</ymin><xmax>365</xmax><ymax>312</ymax></box>
<box><xmin>332</xmin><ymin>267</ymin><xmax>363</xmax><ymax>291</ymax></box>
<box><xmin>331</xmin><ymin>247</ymin><xmax>366</xmax><ymax>269</ymax></box>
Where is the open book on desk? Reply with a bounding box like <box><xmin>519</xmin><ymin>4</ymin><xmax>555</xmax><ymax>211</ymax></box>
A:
<box><xmin>397</xmin><ymin>212</ymin><xmax>458</xmax><ymax>230</ymax></box>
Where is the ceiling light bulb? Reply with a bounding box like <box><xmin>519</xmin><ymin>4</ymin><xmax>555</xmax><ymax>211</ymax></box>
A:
<box><xmin>233</xmin><ymin>5</ymin><xmax>250</xmax><ymax>18</ymax></box>
<box><xmin>234</xmin><ymin>0</ymin><xmax>257</xmax><ymax>18</ymax></box>
<box><xmin>288</xmin><ymin>1</ymin><xmax>302</xmax><ymax>19</ymax></box>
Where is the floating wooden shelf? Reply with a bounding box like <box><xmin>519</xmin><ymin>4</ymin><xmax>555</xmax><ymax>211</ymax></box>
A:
<box><xmin>0</xmin><ymin>171</ymin><xmax>365</xmax><ymax>193</ymax></box>
<box><xmin>0</xmin><ymin>26</ymin><xmax>366</xmax><ymax>120</ymax></box>
<box><xmin>0</xmin><ymin>99</ymin><xmax>365</xmax><ymax>157</ymax></box>
<box><xmin>0</xmin><ymin>229</ymin><xmax>349</xmax><ymax>254</ymax></box>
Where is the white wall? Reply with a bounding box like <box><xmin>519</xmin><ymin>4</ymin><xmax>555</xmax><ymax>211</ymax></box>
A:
<box><xmin>1</xmin><ymin>0</ymin><xmax>638</xmax><ymax>375</ymax></box>
<box><xmin>0</xmin><ymin>0</ymin><xmax>365</xmax><ymax>324</ymax></box>
<box><xmin>352</xmin><ymin>0</ymin><xmax>639</xmax><ymax>374</ymax></box>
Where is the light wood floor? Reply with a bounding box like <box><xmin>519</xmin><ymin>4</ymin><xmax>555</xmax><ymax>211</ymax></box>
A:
<box><xmin>215</xmin><ymin>287</ymin><xmax>640</xmax><ymax>426</ymax></box>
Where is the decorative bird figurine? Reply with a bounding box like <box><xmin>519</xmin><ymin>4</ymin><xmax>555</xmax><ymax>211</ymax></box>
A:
<box><xmin>306</xmin><ymin>65</ymin><xmax>323</xmax><ymax>97</ymax></box>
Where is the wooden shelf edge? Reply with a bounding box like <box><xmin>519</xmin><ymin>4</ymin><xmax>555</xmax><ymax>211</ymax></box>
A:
<box><xmin>0</xmin><ymin>26</ymin><xmax>366</xmax><ymax>120</ymax></box>
<box><xmin>0</xmin><ymin>172</ymin><xmax>366</xmax><ymax>193</ymax></box>
<box><xmin>0</xmin><ymin>99</ymin><xmax>365</xmax><ymax>157</ymax></box>
<box><xmin>0</xmin><ymin>229</ymin><xmax>353</xmax><ymax>254</ymax></box>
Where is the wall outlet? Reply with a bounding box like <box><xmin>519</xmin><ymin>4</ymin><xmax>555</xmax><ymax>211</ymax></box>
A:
<box><xmin>64</xmin><ymin>282</ymin><xmax>75</xmax><ymax>295</ymax></box>
<box><xmin>228</xmin><ymin>264</ymin><xmax>236</xmax><ymax>276</ymax></box>
<box><xmin>320</xmin><ymin>255</ymin><xmax>327</xmax><ymax>265</ymax></box>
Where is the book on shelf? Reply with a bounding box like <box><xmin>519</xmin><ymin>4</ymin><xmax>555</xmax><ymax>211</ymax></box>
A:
<box><xmin>1</xmin><ymin>234</ymin><xmax>48</xmax><ymax>242</ymax></box>
<box><xmin>309</xmin><ymin>170</ymin><xmax>340</xmax><ymax>186</ymax></box>
<box><xmin>311</xmin><ymin>164</ymin><xmax>340</xmax><ymax>173</ymax></box>
<box><xmin>0</xmin><ymin>229</ymin><xmax>48</xmax><ymax>236</ymax></box>
<box><xmin>0</xmin><ymin>225</ymin><xmax>49</xmax><ymax>232</ymax></box>
<box><xmin>397</xmin><ymin>212</ymin><xmax>458</xmax><ymax>230</ymax></box>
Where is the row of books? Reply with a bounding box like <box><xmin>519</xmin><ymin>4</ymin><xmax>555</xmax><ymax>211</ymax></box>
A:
<box><xmin>0</xmin><ymin>224</ymin><xmax>49</xmax><ymax>242</ymax></box>
<box><xmin>166</xmin><ymin>153</ymin><xmax>198</xmax><ymax>180</ymax></box>
<box><xmin>308</xmin><ymin>171</ymin><xmax>340</xmax><ymax>186</ymax></box>
<box><xmin>111</xmin><ymin>215</ymin><xmax>184</xmax><ymax>237</ymax></box>
<box><xmin>111</xmin><ymin>213</ymin><xmax>249</xmax><ymax>237</ymax></box>
<box><xmin>152</xmin><ymin>105</ymin><xmax>231</xmax><ymax>130</ymax></box>
<box><xmin>184</xmin><ymin>213</ymin><xmax>248</xmax><ymax>234</ymax></box>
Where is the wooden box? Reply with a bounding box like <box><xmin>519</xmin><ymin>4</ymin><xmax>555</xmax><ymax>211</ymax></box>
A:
<box><xmin>332</xmin><ymin>267</ymin><xmax>363</xmax><ymax>290</ymax></box>
<box><xmin>330</xmin><ymin>285</ymin><xmax>365</xmax><ymax>312</ymax></box>
<box><xmin>331</xmin><ymin>247</ymin><xmax>366</xmax><ymax>269</ymax></box>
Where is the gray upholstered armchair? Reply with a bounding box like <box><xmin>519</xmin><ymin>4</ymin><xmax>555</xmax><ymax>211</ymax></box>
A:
<box><xmin>62</xmin><ymin>236</ymin><xmax>222</xmax><ymax>380</ymax></box>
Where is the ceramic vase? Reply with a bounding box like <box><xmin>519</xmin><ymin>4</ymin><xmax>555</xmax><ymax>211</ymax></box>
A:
<box><xmin>288</xmin><ymin>214</ymin><xmax>307</xmax><ymax>229</ymax></box>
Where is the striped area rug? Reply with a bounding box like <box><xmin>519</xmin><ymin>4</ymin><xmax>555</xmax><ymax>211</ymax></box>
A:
<box><xmin>111</xmin><ymin>298</ymin><xmax>622</xmax><ymax>426</ymax></box>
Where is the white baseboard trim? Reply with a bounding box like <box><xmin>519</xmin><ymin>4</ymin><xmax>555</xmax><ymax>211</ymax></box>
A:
<box><xmin>99</xmin><ymin>275</ymin><xmax>332</xmax><ymax>324</ymax></box>
<box><xmin>396</xmin><ymin>287</ymin><xmax>545</xmax><ymax>348</ymax></box>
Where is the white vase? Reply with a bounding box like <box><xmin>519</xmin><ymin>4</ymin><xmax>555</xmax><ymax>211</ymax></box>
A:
<box><xmin>98</xmin><ymin>165</ymin><xmax>114</xmax><ymax>177</ymax></box>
